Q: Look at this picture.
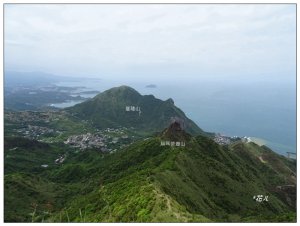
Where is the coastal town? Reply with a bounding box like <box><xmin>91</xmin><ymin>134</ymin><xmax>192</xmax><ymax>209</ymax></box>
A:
<box><xmin>213</xmin><ymin>133</ymin><xmax>250</xmax><ymax>145</ymax></box>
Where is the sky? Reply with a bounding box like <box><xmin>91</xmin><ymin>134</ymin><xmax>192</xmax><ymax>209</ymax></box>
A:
<box><xmin>4</xmin><ymin>4</ymin><xmax>296</xmax><ymax>81</ymax></box>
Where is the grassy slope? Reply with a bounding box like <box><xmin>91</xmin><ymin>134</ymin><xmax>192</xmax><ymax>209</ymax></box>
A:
<box><xmin>68</xmin><ymin>86</ymin><xmax>203</xmax><ymax>135</ymax></box>
<box><xmin>4</xmin><ymin>137</ymin><xmax>73</xmax><ymax>222</ymax></box>
<box><xmin>4</xmin><ymin>173</ymin><xmax>66</xmax><ymax>222</ymax></box>
<box><xmin>4</xmin><ymin>136</ymin><xmax>296</xmax><ymax>222</ymax></box>
<box><xmin>50</xmin><ymin>139</ymin><xmax>296</xmax><ymax>222</ymax></box>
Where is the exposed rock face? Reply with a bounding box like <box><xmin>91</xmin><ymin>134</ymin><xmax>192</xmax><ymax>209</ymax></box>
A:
<box><xmin>161</xmin><ymin>119</ymin><xmax>191</xmax><ymax>142</ymax></box>
<box><xmin>167</xmin><ymin>121</ymin><xmax>183</xmax><ymax>132</ymax></box>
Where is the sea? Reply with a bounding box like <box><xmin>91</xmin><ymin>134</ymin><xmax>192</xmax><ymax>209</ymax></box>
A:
<box><xmin>54</xmin><ymin>76</ymin><xmax>296</xmax><ymax>156</ymax></box>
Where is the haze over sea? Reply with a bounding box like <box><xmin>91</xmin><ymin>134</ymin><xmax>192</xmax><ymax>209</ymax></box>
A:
<box><xmin>56</xmin><ymin>75</ymin><xmax>296</xmax><ymax>156</ymax></box>
<box><xmin>5</xmin><ymin>5</ymin><xmax>296</xmax><ymax>156</ymax></box>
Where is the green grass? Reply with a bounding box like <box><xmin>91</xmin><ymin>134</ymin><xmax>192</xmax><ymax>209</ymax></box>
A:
<box><xmin>4</xmin><ymin>135</ymin><xmax>296</xmax><ymax>222</ymax></box>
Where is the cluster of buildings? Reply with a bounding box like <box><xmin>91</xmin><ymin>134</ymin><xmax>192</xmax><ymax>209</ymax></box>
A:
<box><xmin>213</xmin><ymin>134</ymin><xmax>232</xmax><ymax>145</ymax></box>
<box><xmin>64</xmin><ymin>127</ymin><xmax>134</xmax><ymax>152</ymax></box>
<box><xmin>213</xmin><ymin>134</ymin><xmax>253</xmax><ymax>146</ymax></box>
<box><xmin>213</xmin><ymin>134</ymin><xmax>243</xmax><ymax>145</ymax></box>
<box><xmin>15</xmin><ymin>125</ymin><xmax>60</xmax><ymax>140</ymax></box>
<box><xmin>65</xmin><ymin>124</ymin><xmax>135</xmax><ymax>150</ymax></box>
<box><xmin>6</xmin><ymin>109</ymin><xmax>135</xmax><ymax>152</ymax></box>
<box><xmin>64</xmin><ymin>133</ymin><xmax>107</xmax><ymax>150</ymax></box>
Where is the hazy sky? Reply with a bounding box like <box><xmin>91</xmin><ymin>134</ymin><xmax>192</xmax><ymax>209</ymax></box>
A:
<box><xmin>4</xmin><ymin>4</ymin><xmax>296</xmax><ymax>80</ymax></box>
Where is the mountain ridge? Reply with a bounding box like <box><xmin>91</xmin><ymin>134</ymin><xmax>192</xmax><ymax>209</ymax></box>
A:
<box><xmin>67</xmin><ymin>86</ymin><xmax>204</xmax><ymax>136</ymax></box>
<box><xmin>4</xmin><ymin>131</ymin><xmax>296</xmax><ymax>222</ymax></box>
<box><xmin>4</xmin><ymin>85</ymin><xmax>296</xmax><ymax>222</ymax></box>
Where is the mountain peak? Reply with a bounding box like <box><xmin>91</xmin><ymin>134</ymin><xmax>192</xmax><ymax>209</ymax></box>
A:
<box><xmin>166</xmin><ymin>98</ymin><xmax>174</xmax><ymax>105</ymax></box>
<box><xmin>68</xmin><ymin>85</ymin><xmax>203</xmax><ymax>135</ymax></box>
<box><xmin>111</xmin><ymin>85</ymin><xmax>137</xmax><ymax>91</ymax></box>
<box><xmin>161</xmin><ymin>118</ymin><xmax>191</xmax><ymax>142</ymax></box>
<box><xmin>103</xmin><ymin>85</ymin><xmax>141</xmax><ymax>96</ymax></box>
<box><xmin>91</xmin><ymin>85</ymin><xmax>142</xmax><ymax>103</ymax></box>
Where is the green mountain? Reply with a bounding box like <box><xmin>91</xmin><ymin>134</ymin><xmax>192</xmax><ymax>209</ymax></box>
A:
<box><xmin>67</xmin><ymin>86</ymin><xmax>203</xmax><ymax>135</ymax></box>
<box><xmin>4</xmin><ymin>123</ymin><xmax>296</xmax><ymax>222</ymax></box>
<box><xmin>4</xmin><ymin>85</ymin><xmax>296</xmax><ymax>222</ymax></box>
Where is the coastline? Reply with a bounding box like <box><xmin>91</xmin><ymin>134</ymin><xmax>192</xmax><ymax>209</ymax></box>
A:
<box><xmin>250</xmin><ymin>136</ymin><xmax>296</xmax><ymax>157</ymax></box>
<box><xmin>249</xmin><ymin>137</ymin><xmax>268</xmax><ymax>146</ymax></box>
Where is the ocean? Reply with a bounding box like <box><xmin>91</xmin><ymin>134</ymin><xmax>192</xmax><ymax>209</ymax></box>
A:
<box><xmin>55</xmin><ymin>76</ymin><xmax>296</xmax><ymax>156</ymax></box>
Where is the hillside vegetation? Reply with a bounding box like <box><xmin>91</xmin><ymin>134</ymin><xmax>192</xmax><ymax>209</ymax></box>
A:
<box><xmin>4</xmin><ymin>134</ymin><xmax>296</xmax><ymax>222</ymax></box>
<box><xmin>4</xmin><ymin>86</ymin><xmax>296</xmax><ymax>222</ymax></box>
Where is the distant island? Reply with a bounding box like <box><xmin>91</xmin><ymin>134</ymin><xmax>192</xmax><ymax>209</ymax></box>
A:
<box><xmin>145</xmin><ymin>84</ymin><xmax>157</xmax><ymax>88</ymax></box>
<box><xmin>79</xmin><ymin>90</ymin><xmax>100</xmax><ymax>94</ymax></box>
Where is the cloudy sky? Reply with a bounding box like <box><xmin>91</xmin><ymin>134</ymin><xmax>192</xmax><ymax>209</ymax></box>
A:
<box><xmin>4</xmin><ymin>4</ymin><xmax>296</xmax><ymax>80</ymax></box>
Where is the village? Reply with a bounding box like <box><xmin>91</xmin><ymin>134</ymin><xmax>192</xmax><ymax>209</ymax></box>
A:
<box><xmin>5</xmin><ymin>111</ymin><xmax>68</xmax><ymax>140</ymax></box>
<box><xmin>15</xmin><ymin>125</ymin><xmax>62</xmax><ymax>140</ymax></box>
<box><xmin>64</xmin><ymin>133</ymin><xmax>107</xmax><ymax>150</ymax></box>
<box><xmin>213</xmin><ymin>133</ymin><xmax>250</xmax><ymax>145</ymax></box>
<box><xmin>5</xmin><ymin>111</ymin><xmax>254</xmax><ymax>152</ymax></box>
<box><xmin>5</xmin><ymin>111</ymin><xmax>137</xmax><ymax>152</ymax></box>
<box><xmin>64</xmin><ymin>127</ymin><xmax>135</xmax><ymax>152</ymax></box>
